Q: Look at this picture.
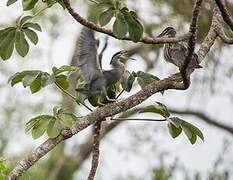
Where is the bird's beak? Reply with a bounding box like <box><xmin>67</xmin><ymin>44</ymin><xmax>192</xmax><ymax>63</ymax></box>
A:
<box><xmin>120</xmin><ymin>51</ymin><xmax>129</xmax><ymax>63</ymax></box>
<box><xmin>120</xmin><ymin>51</ymin><xmax>137</xmax><ymax>63</ymax></box>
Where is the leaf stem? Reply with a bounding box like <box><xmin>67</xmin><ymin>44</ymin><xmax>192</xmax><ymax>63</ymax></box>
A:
<box><xmin>116</xmin><ymin>89</ymin><xmax>124</xmax><ymax>99</ymax></box>
<box><xmin>110</xmin><ymin>118</ymin><xmax>167</xmax><ymax>122</ymax></box>
<box><xmin>55</xmin><ymin>82</ymin><xmax>93</xmax><ymax>112</ymax></box>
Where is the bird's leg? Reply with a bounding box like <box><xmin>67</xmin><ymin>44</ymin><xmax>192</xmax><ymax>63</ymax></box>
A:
<box><xmin>103</xmin><ymin>89</ymin><xmax>117</xmax><ymax>102</ymax></box>
<box><xmin>97</xmin><ymin>97</ymin><xmax>105</xmax><ymax>106</ymax></box>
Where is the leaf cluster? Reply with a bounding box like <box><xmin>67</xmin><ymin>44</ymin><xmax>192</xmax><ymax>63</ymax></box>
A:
<box><xmin>96</xmin><ymin>0</ymin><xmax>143</xmax><ymax>42</ymax></box>
<box><xmin>26</xmin><ymin>107</ymin><xmax>76</xmax><ymax>139</ymax></box>
<box><xmin>0</xmin><ymin>16</ymin><xmax>41</xmax><ymax>60</ymax></box>
<box><xmin>140</xmin><ymin>102</ymin><xmax>204</xmax><ymax>145</ymax></box>
<box><xmin>8</xmin><ymin>65</ymin><xmax>75</xmax><ymax>93</ymax></box>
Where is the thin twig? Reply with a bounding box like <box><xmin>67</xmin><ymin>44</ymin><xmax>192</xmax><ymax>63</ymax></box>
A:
<box><xmin>55</xmin><ymin>82</ymin><xmax>93</xmax><ymax>112</ymax></box>
<box><xmin>180</xmin><ymin>0</ymin><xmax>203</xmax><ymax>88</ymax></box>
<box><xmin>214</xmin><ymin>0</ymin><xmax>233</xmax><ymax>31</ymax></box>
<box><xmin>116</xmin><ymin>89</ymin><xmax>124</xmax><ymax>99</ymax></box>
<box><xmin>111</xmin><ymin>118</ymin><xmax>166</xmax><ymax>122</ymax></box>
<box><xmin>87</xmin><ymin>122</ymin><xmax>101</xmax><ymax>180</ymax></box>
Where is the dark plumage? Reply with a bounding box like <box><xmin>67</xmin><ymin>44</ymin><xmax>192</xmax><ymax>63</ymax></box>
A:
<box><xmin>75</xmin><ymin>27</ymin><xmax>128</xmax><ymax>98</ymax></box>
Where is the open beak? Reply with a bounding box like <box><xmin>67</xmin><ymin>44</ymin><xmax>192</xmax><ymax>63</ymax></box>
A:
<box><xmin>120</xmin><ymin>51</ymin><xmax>137</xmax><ymax>62</ymax></box>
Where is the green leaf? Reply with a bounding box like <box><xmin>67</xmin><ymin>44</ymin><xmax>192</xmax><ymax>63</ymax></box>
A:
<box><xmin>120</xmin><ymin>70</ymin><xmax>135</xmax><ymax>92</ymax></box>
<box><xmin>41</xmin><ymin>73</ymin><xmax>55</xmax><ymax>87</ymax></box>
<box><xmin>26</xmin><ymin>115</ymin><xmax>54</xmax><ymax>132</ymax></box>
<box><xmin>140</xmin><ymin>102</ymin><xmax>170</xmax><ymax>118</ymax></box>
<box><xmin>7</xmin><ymin>0</ymin><xmax>18</xmax><ymax>6</ymax></box>
<box><xmin>19</xmin><ymin>15</ymin><xmax>33</xmax><ymax>26</ymax></box>
<box><xmin>136</xmin><ymin>71</ymin><xmax>160</xmax><ymax>89</ymax></box>
<box><xmin>113</xmin><ymin>12</ymin><xmax>128</xmax><ymax>39</ymax></box>
<box><xmin>24</xmin><ymin>28</ymin><xmax>38</xmax><ymax>45</ymax></box>
<box><xmin>52</xmin><ymin>65</ymin><xmax>75</xmax><ymax>75</ymax></box>
<box><xmin>181</xmin><ymin>120</ymin><xmax>204</xmax><ymax>141</ymax></box>
<box><xmin>182</xmin><ymin>126</ymin><xmax>196</xmax><ymax>144</ymax></box>
<box><xmin>22</xmin><ymin>0</ymin><xmax>38</xmax><ymax>11</ymax></box>
<box><xmin>31</xmin><ymin>119</ymin><xmax>49</xmax><ymax>139</ymax></box>
<box><xmin>167</xmin><ymin>122</ymin><xmax>182</xmax><ymax>138</ymax></box>
<box><xmin>23</xmin><ymin>22</ymin><xmax>42</xmax><ymax>32</ymax></box>
<box><xmin>122</xmin><ymin>9</ymin><xmax>143</xmax><ymax>42</ymax></box>
<box><xmin>55</xmin><ymin>75</ymin><xmax>69</xmax><ymax>90</ymax></box>
<box><xmin>57</xmin><ymin>113</ymin><xmax>76</xmax><ymax>127</ymax></box>
<box><xmin>46</xmin><ymin>120</ymin><xmax>61</xmax><ymax>138</ymax></box>
<box><xmin>99</xmin><ymin>7</ymin><xmax>114</xmax><ymax>26</ymax></box>
<box><xmin>0</xmin><ymin>29</ymin><xmax>16</xmax><ymax>60</ymax></box>
<box><xmin>15</xmin><ymin>31</ymin><xmax>29</xmax><ymax>57</ymax></box>
<box><xmin>22</xmin><ymin>72</ymin><xmax>41</xmax><ymax>87</ymax></box>
<box><xmin>29</xmin><ymin>75</ymin><xmax>42</xmax><ymax>93</ymax></box>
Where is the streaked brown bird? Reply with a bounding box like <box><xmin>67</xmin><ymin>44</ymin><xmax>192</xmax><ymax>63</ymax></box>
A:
<box><xmin>75</xmin><ymin>27</ymin><xmax>130</xmax><ymax>102</ymax></box>
<box><xmin>157</xmin><ymin>27</ymin><xmax>202</xmax><ymax>69</ymax></box>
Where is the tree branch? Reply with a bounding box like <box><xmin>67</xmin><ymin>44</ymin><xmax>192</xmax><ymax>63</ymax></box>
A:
<box><xmin>180</xmin><ymin>0</ymin><xmax>203</xmax><ymax>88</ymax></box>
<box><xmin>62</xmin><ymin>0</ymin><xmax>191</xmax><ymax>44</ymax></box>
<box><xmin>87</xmin><ymin>122</ymin><xmax>101</xmax><ymax>180</ymax></box>
<box><xmin>214</xmin><ymin>0</ymin><xmax>233</xmax><ymax>31</ymax></box>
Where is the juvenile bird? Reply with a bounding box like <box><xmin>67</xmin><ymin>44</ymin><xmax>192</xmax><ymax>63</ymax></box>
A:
<box><xmin>157</xmin><ymin>27</ymin><xmax>202</xmax><ymax>69</ymax></box>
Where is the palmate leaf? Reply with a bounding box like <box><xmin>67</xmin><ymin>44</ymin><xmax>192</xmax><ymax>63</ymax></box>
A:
<box><xmin>26</xmin><ymin>107</ymin><xmax>76</xmax><ymax>139</ymax></box>
<box><xmin>99</xmin><ymin>7</ymin><xmax>115</xmax><ymax>26</ymax></box>
<box><xmin>52</xmin><ymin>65</ymin><xmax>76</xmax><ymax>75</ymax></box>
<box><xmin>0</xmin><ymin>28</ymin><xmax>16</xmax><ymax>60</ymax></box>
<box><xmin>167</xmin><ymin>122</ymin><xmax>182</xmax><ymax>138</ymax></box>
<box><xmin>15</xmin><ymin>31</ymin><xmax>29</xmax><ymax>57</ymax></box>
<box><xmin>168</xmin><ymin>117</ymin><xmax>204</xmax><ymax>144</ymax></box>
<box><xmin>23</xmin><ymin>22</ymin><xmax>42</xmax><ymax>32</ymax></box>
<box><xmin>136</xmin><ymin>71</ymin><xmax>160</xmax><ymax>89</ymax></box>
<box><xmin>55</xmin><ymin>74</ymin><xmax>69</xmax><ymax>90</ymax></box>
<box><xmin>7</xmin><ymin>0</ymin><xmax>18</xmax><ymax>6</ymax></box>
<box><xmin>121</xmin><ymin>8</ymin><xmax>143</xmax><ymax>42</ymax></box>
<box><xmin>113</xmin><ymin>12</ymin><xmax>128</xmax><ymax>39</ymax></box>
<box><xmin>140</xmin><ymin>102</ymin><xmax>170</xmax><ymax>118</ymax></box>
<box><xmin>24</xmin><ymin>28</ymin><xmax>39</xmax><ymax>45</ymax></box>
<box><xmin>120</xmin><ymin>70</ymin><xmax>136</xmax><ymax>92</ymax></box>
<box><xmin>22</xmin><ymin>0</ymin><xmax>39</xmax><ymax>11</ymax></box>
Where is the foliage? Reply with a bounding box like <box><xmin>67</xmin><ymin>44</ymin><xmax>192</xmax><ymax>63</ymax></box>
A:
<box><xmin>26</xmin><ymin>107</ymin><xmax>76</xmax><ymax>139</ymax></box>
<box><xmin>139</xmin><ymin>102</ymin><xmax>204</xmax><ymax>144</ymax></box>
<box><xmin>0</xmin><ymin>158</ymin><xmax>7</xmax><ymax>180</ymax></box>
<box><xmin>95</xmin><ymin>0</ymin><xmax>144</xmax><ymax>42</ymax></box>
<box><xmin>8</xmin><ymin>65</ymin><xmax>75</xmax><ymax>93</ymax></box>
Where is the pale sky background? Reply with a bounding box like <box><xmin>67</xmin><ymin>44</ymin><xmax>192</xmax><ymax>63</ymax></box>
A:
<box><xmin>0</xmin><ymin>0</ymin><xmax>233</xmax><ymax>180</ymax></box>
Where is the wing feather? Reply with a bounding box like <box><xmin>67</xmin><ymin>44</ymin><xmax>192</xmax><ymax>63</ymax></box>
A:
<box><xmin>76</xmin><ymin>28</ymin><xmax>102</xmax><ymax>83</ymax></box>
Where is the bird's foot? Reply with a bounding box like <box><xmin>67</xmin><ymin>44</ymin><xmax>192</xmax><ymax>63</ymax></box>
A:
<box><xmin>106</xmin><ymin>96</ymin><xmax>118</xmax><ymax>102</ymax></box>
<box><xmin>97</xmin><ymin>98</ymin><xmax>106</xmax><ymax>106</ymax></box>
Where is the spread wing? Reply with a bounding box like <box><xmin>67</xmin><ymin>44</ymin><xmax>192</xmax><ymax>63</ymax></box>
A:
<box><xmin>76</xmin><ymin>27</ymin><xmax>102</xmax><ymax>83</ymax></box>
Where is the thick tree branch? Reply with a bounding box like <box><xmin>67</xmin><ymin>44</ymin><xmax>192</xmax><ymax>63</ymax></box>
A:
<box><xmin>180</xmin><ymin>0</ymin><xmax>203</xmax><ymax>88</ymax></box>
<box><xmin>62</xmin><ymin>0</ymin><xmax>191</xmax><ymax>44</ymax></box>
<box><xmin>170</xmin><ymin>109</ymin><xmax>233</xmax><ymax>134</ymax></box>
<box><xmin>87</xmin><ymin>122</ymin><xmax>101</xmax><ymax>180</ymax></box>
<box><xmin>214</xmin><ymin>0</ymin><xmax>233</xmax><ymax>31</ymax></box>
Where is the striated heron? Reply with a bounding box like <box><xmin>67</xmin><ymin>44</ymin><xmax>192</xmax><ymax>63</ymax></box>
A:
<box><xmin>157</xmin><ymin>27</ymin><xmax>202</xmax><ymax>69</ymax></box>
<box><xmin>75</xmin><ymin>27</ymin><xmax>130</xmax><ymax>103</ymax></box>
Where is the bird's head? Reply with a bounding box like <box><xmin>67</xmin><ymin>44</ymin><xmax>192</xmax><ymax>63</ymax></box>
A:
<box><xmin>110</xmin><ymin>51</ymin><xmax>130</xmax><ymax>64</ymax></box>
<box><xmin>157</xmin><ymin>27</ymin><xmax>176</xmax><ymax>38</ymax></box>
